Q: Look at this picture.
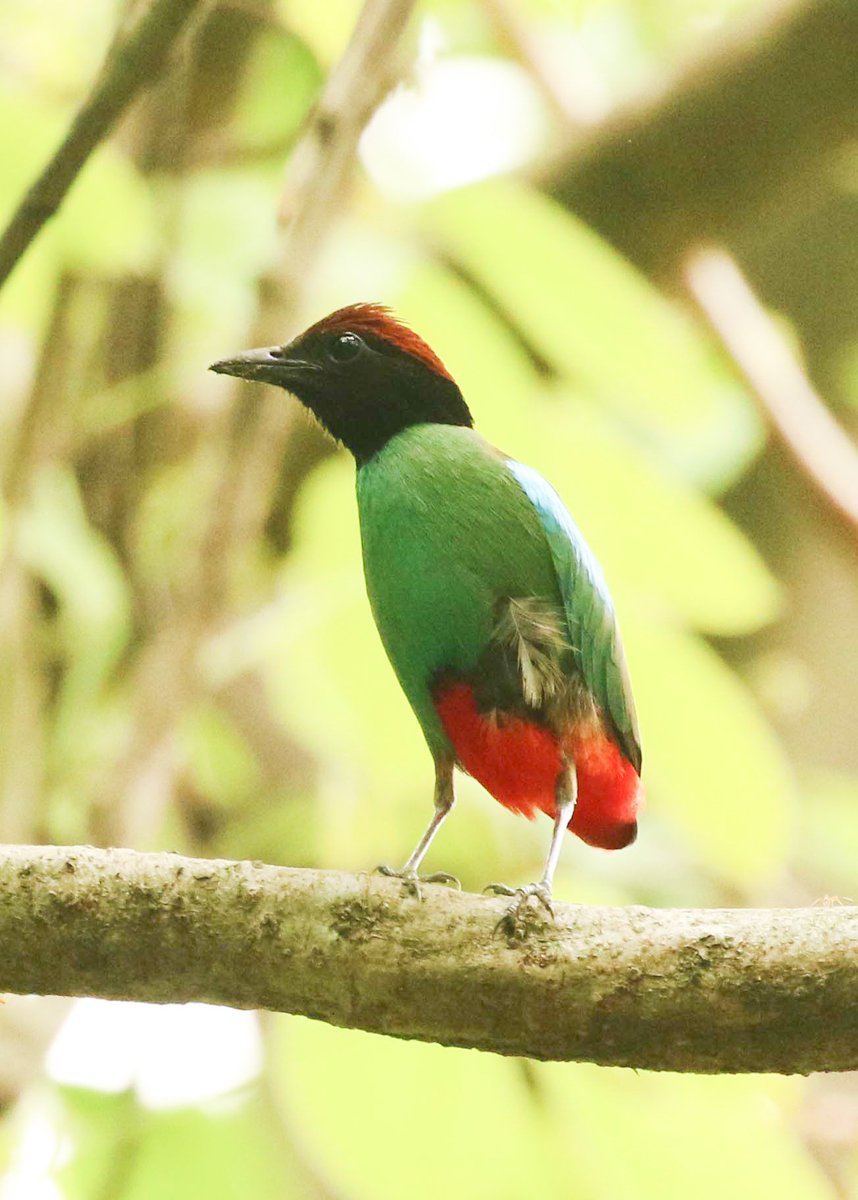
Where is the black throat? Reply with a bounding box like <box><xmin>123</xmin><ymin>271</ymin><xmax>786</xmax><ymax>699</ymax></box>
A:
<box><xmin>285</xmin><ymin>333</ymin><xmax>474</xmax><ymax>465</ymax></box>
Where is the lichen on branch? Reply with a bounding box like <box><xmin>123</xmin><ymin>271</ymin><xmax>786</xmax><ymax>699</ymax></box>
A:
<box><xmin>1</xmin><ymin>845</ymin><xmax>856</xmax><ymax>1074</ymax></box>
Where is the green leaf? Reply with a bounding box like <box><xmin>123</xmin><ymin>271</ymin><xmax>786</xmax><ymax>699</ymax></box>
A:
<box><xmin>532</xmin><ymin>401</ymin><xmax>781</xmax><ymax>636</ymax></box>
<box><xmin>273</xmin><ymin>1021</ymin><xmax>829</xmax><ymax>1200</ymax></box>
<box><xmin>537</xmin><ymin>1064</ymin><xmax>831</xmax><ymax>1200</ymax></box>
<box><xmin>56</xmin><ymin>1087</ymin><xmax>297</xmax><ymax>1200</ymax></box>
<box><xmin>425</xmin><ymin>178</ymin><xmax>762</xmax><ymax>487</ymax></box>
<box><xmin>170</xmin><ymin>170</ymin><xmax>280</xmax><ymax>338</ymax></box>
<box><xmin>18</xmin><ymin>465</ymin><xmax>131</xmax><ymax>787</ymax></box>
<box><xmin>273</xmin><ymin>1018</ymin><xmax>559</xmax><ymax>1200</ymax></box>
<box><xmin>56</xmin><ymin>1086</ymin><xmax>141</xmax><ymax>1200</ymax></box>
<box><xmin>18</xmin><ymin>465</ymin><xmax>131</xmax><ymax>684</ymax></box>
<box><xmin>263</xmin><ymin>457</ymin><xmax>432</xmax><ymax>866</ymax></box>
<box><xmin>796</xmin><ymin>770</ymin><xmax>858</xmax><ymax>898</ymax></box>
<box><xmin>626</xmin><ymin>617</ymin><xmax>796</xmax><ymax>887</ymax></box>
<box><xmin>181</xmin><ymin>705</ymin><xmax>262</xmax><ymax>809</ymax></box>
<box><xmin>0</xmin><ymin>87</ymin><xmax>67</xmax><ymax>329</ymax></box>
<box><xmin>284</xmin><ymin>0</ymin><xmax>362</xmax><ymax>63</ymax></box>
<box><xmin>54</xmin><ymin>146</ymin><xmax>158</xmax><ymax>275</ymax></box>
<box><xmin>396</xmin><ymin>261</ymin><xmax>780</xmax><ymax>635</ymax></box>
<box><xmin>121</xmin><ymin>1099</ymin><xmax>294</xmax><ymax>1200</ymax></box>
<box><xmin>233</xmin><ymin>30</ymin><xmax>321</xmax><ymax>151</ymax></box>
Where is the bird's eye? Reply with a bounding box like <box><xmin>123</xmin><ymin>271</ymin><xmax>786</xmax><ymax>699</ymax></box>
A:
<box><xmin>328</xmin><ymin>332</ymin><xmax>363</xmax><ymax>363</ymax></box>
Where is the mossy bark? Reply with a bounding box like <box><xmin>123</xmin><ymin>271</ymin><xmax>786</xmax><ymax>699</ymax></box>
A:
<box><xmin>2</xmin><ymin>845</ymin><xmax>856</xmax><ymax>1073</ymax></box>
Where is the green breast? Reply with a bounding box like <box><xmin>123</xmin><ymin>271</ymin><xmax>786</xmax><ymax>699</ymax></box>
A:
<box><xmin>356</xmin><ymin>424</ymin><xmax>562</xmax><ymax>756</ymax></box>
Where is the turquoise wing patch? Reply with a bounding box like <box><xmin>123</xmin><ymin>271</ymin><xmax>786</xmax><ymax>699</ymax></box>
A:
<box><xmin>505</xmin><ymin>459</ymin><xmax>641</xmax><ymax>771</ymax></box>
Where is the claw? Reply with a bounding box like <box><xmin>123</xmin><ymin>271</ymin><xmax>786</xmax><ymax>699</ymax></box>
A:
<box><xmin>421</xmin><ymin>871</ymin><xmax>461</xmax><ymax>889</ymax></box>
<box><xmin>485</xmin><ymin>881</ymin><xmax>555</xmax><ymax>938</ymax></box>
<box><xmin>376</xmin><ymin>864</ymin><xmax>421</xmax><ymax>898</ymax></box>
<box><xmin>483</xmin><ymin>882</ymin><xmax>517</xmax><ymax>898</ymax></box>
<box><xmin>375</xmin><ymin>864</ymin><xmax>461</xmax><ymax>899</ymax></box>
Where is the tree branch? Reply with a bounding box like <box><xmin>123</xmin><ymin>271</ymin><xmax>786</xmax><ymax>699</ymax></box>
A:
<box><xmin>544</xmin><ymin>0</ymin><xmax>858</xmax><ymax>276</ymax></box>
<box><xmin>3</xmin><ymin>844</ymin><xmax>857</xmax><ymax>1074</ymax></box>
<box><xmin>685</xmin><ymin>247</ymin><xmax>858</xmax><ymax>537</ymax></box>
<box><xmin>0</xmin><ymin>0</ymin><xmax>210</xmax><ymax>289</ymax></box>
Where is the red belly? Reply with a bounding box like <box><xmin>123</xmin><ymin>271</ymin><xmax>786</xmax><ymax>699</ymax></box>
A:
<box><xmin>434</xmin><ymin>682</ymin><xmax>640</xmax><ymax>850</ymax></box>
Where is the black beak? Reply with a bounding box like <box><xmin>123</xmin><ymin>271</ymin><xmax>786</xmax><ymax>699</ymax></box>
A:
<box><xmin>208</xmin><ymin>346</ymin><xmax>320</xmax><ymax>386</ymax></box>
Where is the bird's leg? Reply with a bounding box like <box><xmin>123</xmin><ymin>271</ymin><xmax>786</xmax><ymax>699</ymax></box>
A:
<box><xmin>377</xmin><ymin>755</ymin><xmax>459</xmax><ymax>897</ymax></box>
<box><xmin>485</xmin><ymin>758</ymin><xmax>577</xmax><ymax>934</ymax></box>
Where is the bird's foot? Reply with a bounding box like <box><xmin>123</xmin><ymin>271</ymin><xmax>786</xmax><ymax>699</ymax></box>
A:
<box><xmin>484</xmin><ymin>881</ymin><xmax>554</xmax><ymax>938</ymax></box>
<box><xmin>375</xmin><ymin>864</ymin><xmax>461</xmax><ymax>899</ymax></box>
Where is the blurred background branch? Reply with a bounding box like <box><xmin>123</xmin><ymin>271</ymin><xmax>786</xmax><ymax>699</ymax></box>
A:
<box><xmin>0</xmin><ymin>0</ymin><xmax>212</xmax><ymax>288</ymax></box>
<box><xmin>686</xmin><ymin>248</ymin><xmax>858</xmax><ymax>536</ymax></box>
<box><xmin>88</xmin><ymin>0</ymin><xmax>418</xmax><ymax>849</ymax></box>
<box><xmin>544</xmin><ymin>0</ymin><xmax>858</xmax><ymax>278</ymax></box>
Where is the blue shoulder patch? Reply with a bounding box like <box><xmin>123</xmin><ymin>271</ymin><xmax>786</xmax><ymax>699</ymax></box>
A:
<box><xmin>505</xmin><ymin>459</ymin><xmax>641</xmax><ymax>770</ymax></box>
<box><xmin>505</xmin><ymin>460</ymin><xmax>615</xmax><ymax>615</ymax></box>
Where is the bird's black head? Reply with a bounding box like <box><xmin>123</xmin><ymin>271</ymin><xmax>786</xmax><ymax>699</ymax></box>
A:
<box><xmin>210</xmin><ymin>303</ymin><xmax>473</xmax><ymax>465</ymax></box>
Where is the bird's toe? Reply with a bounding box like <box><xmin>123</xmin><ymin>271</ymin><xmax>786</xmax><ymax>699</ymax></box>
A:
<box><xmin>488</xmin><ymin>881</ymin><xmax>555</xmax><ymax>938</ymax></box>
<box><xmin>421</xmin><ymin>871</ymin><xmax>461</xmax><ymax>889</ymax></box>
<box><xmin>483</xmin><ymin>882</ymin><xmax>517</xmax><ymax>898</ymax></box>
<box><xmin>374</xmin><ymin>864</ymin><xmax>459</xmax><ymax>898</ymax></box>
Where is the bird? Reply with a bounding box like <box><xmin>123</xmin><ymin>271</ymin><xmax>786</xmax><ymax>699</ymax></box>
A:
<box><xmin>210</xmin><ymin>304</ymin><xmax>642</xmax><ymax>928</ymax></box>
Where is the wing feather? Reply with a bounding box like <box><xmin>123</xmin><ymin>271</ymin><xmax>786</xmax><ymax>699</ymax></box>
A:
<box><xmin>505</xmin><ymin>460</ymin><xmax>642</xmax><ymax>772</ymax></box>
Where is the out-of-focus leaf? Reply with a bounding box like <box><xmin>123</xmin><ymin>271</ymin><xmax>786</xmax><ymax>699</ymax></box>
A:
<box><xmin>54</xmin><ymin>148</ymin><xmax>158</xmax><ymax>275</ymax></box>
<box><xmin>56</xmin><ymin>1086</ymin><xmax>140</xmax><ymax>1200</ymax></box>
<box><xmin>395</xmin><ymin>262</ymin><xmax>781</xmax><ymax>635</ymax></box>
<box><xmin>265</xmin><ymin>458</ymin><xmax>429</xmax><ymax>867</ymax></box>
<box><xmin>626</xmin><ymin>616</ymin><xmax>796</xmax><ymax>886</ymax></box>
<box><xmin>537</xmin><ymin>402</ymin><xmax>780</xmax><ymax>635</ymax></box>
<box><xmin>269</xmin><ymin>457</ymin><xmax>414</xmax><ymax>775</ymax></box>
<box><xmin>0</xmin><ymin>0</ymin><xmax>114</xmax><ymax>94</ymax></box>
<box><xmin>281</xmin><ymin>0</ymin><xmax>361</xmax><ymax>63</ymax></box>
<box><xmin>131</xmin><ymin>457</ymin><xmax>218</xmax><ymax>594</ymax></box>
<box><xmin>424</xmin><ymin>178</ymin><xmax>763</xmax><ymax>487</ymax></box>
<box><xmin>122</xmin><ymin>1099</ymin><xmax>294</xmax><ymax>1200</ymax></box>
<box><xmin>796</xmin><ymin>770</ymin><xmax>858</xmax><ymax>898</ymax></box>
<box><xmin>171</xmin><ymin>171</ymin><xmax>280</xmax><ymax>338</ymax></box>
<box><xmin>215</xmin><ymin>790</ymin><xmax>321</xmax><ymax>868</ymax></box>
<box><xmin>0</xmin><ymin>86</ymin><xmax>64</xmax><ymax>212</ymax></box>
<box><xmin>274</xmin><ymin>1020</ymin><xmax>828</xmax><ymax>1200</ymax></box>
<box><xmin>56</xmin><ymin>1087</ymin><xmax>296</xmax><ymax>1200</ymax></box>
<box><xmin>274</xmin><ymin>1018</ymin><xmax>559</xmax><ymax>1200</ymax></box>
<box><xmin>181</xmin><ymin>705</ymin><xmax>261</xmax><ymax>809</ymax></box>
<box><xmin>18</xmin><ymin>465</ymin><xmax>131</xmax><ymax>687</ymax></box>
<box><xmin>0</xmin><ymin>88</ymin><xmax>68</xmax><ymax>330</ymax></box>
<box><xmin>538</xmin><ymin>1063</ymin><xmax>830</xmax><ymax>1200</ymax></box>
<box><xmin>394</xmin><ymin>259</ymin><xmax>541</xmax><ymax>414</ymax></box>
<box><xmin>233</xmin><ymin>30</ymin><xmax>320</xmax><ymax>151</ymax></box>
<box><xmin>76</xmin><ymin>366</ymin><xmax>170</xmax><ymax>437</ymax></box>
<box><xmin>17</xmin><ymin>466</ymin><xmax>131</xmax><ymax>797</ymax></box>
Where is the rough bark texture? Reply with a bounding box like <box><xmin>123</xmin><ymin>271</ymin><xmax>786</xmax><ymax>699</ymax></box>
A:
<box><xmin>2</xmin><ymin>845</ymin><xmax>857</xmax><ymax>1074</ymax></box>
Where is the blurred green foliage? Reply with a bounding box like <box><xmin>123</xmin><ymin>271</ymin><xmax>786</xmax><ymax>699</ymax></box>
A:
<box><xmin>0</xmin><ymin>0</ymin><xmax>855</xmax><ymax>1196</ymax></box>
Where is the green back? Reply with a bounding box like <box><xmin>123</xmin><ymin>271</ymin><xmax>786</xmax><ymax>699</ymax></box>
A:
<box><xmin>357</xmin><ymin>425</ymin><xmax>563</xmax><ymax>756</ymax></box>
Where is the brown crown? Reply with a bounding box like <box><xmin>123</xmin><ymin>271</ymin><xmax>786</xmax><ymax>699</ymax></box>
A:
<box><xmin>303</xmin><ymin>303</ymin><xmax>454</xmax><ymax>383</ymax></box>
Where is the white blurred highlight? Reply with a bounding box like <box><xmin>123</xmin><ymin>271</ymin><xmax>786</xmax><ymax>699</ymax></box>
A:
<box><xmin>0</xmin><ymin>1104</ymin><xmax>69</xmax><ymax>1200</ymax></box>
<box><xmin>46</xmin><ymin>1000</ymin><xmax>262</xmax><ymax>1108</ymax></box>
<box><xmin>360</xmin><ymin>53</ymin><xmax>548</xmax><ymax>200</ymax></box>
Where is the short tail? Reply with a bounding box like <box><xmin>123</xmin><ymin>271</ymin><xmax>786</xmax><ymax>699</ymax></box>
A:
<box><xmin>566</xmin><ymin>731</ymin><xmax>642</xmax><ymax>850</ymax></box>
